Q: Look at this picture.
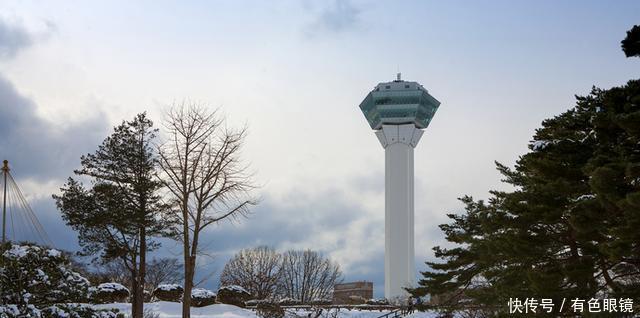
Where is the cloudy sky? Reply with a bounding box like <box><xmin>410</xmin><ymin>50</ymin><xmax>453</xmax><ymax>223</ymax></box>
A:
<box><xmin>1</xmin><ymin>1</ymin><xmax>639</xmax><ymax>297</ymax></box>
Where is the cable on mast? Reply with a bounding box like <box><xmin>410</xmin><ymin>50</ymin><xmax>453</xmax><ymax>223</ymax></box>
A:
<box><xmin>0</xmin><ymin>160</ymin><xmax>53</xmax><ymax>247</ymax></box>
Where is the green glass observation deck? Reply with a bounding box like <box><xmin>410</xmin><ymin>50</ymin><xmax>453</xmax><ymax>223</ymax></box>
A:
<box><xmin>359</xmin><ymin>78</ymin><xmax>440</xmax><ymax>130</ymax></box>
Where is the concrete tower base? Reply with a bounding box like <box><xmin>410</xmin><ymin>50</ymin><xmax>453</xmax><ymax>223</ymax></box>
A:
<box><xmin>374</xmin><ymin>124</ymin><xmax>423</xmax><ymax>300</ymax></box>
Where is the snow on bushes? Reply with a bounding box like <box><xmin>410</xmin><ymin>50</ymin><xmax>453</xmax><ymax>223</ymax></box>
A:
<box><xmin>0</xmin><ymin>304</ymin><xmax>41</xmax><ymax>318</ymax></box>
<box><xmin>43</xmin><ymin>304</ymin><xmax>123</xmax><ymax>318</ymax></box>
<box><xmin>1</xmin><ymin>242</ymin><xmax>90</xmax><ymax>307</ymax></box>
<box><xmin>365</xmin><ymin>298</ymin><xmax>390</xmax><ymax>306</ymax></box>
<box><xmin>219</xmin><ymin>285</ymin><xmax>249</xmax><ymax>294</ymax></box>
<box><xmin>0</xmin><ymin>304</ymin><xmax>123</xmax><ymax>318</ymax></box>
<box><xmin>156</xmin><ymin>284</ymin><xmax>182</xmax><ymax>291</ymax></box>
<box><xmin>153</xmin><ymin>284</ymin><xmax>183</xmax><ymax>302</ymax></box>
<box><xmin>91</xmin><ymin>283</ymin><xmax>130</xmax><ymax>304</ymax></box>
<box><xmin>0</xmin><ymin>305</ymin><xmax>20</xmax><ymax>317</ymax></box>
<box><xmin>217</xmin><ymin>285</ymin><xmax>251</xmax><ymax>307</ymax></box>
<box><xmin>277</xmin><ymin>298</ymin><xmax>301</xmax><ymax>306</ymax></box>
<box><xmin>191</xmin><ymin>288</ymin><xmax>216</xmax><ymax>307</ymax></box>
<box><xmin>245</xmin><ymin>299</ymin><xmax>269</xmax><ymax>307</ymax></box>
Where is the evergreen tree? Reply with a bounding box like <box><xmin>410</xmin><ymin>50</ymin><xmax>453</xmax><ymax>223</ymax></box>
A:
<box><xmin>622</xmin><ymin>25</ymin><xmax>640</xmax><ymax>58</ymax></box>
<box><xmin>54</xmin><ymin>113</ymin><xmax>170</xmax><ymax>318</ymax></box>
<box><xmin>0</xmin><ymin>242</ymin><xmax>122</xmax><ymax>318</ymax></box>
<box><xmin>0</xmin><ymin>242</ymin><xmax>90</xmax><ymax>306</ymax></box>
<box><xmin>411</xmin><ymin>79</ymin><xmax>640</xmax><ymax>315</ymax></box>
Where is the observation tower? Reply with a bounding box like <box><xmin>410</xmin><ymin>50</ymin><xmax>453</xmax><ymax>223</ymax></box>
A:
<box><xmin>358</xmin><ymin>74</ymin><xmax>440</xmax><ymax>299</ymax></box>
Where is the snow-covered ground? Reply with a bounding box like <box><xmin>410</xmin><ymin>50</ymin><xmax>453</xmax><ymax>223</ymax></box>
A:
<box><xmin>95</xmin><ymin>302</ymin><xmax>439</xmax><ymax>318</ymax></box>
<box><xmin>95</xmin><ymin>302</ymin><xmax>257</xmax><ymax>318</ymax></box>
<box><xmin>284</xmin><ymin>309</ymin><xmax>439</xmax><ymax>318</ymax></box>
<box><xmin>405</xmin><ymin>312</ymin><xmax>438</xmax><ymax>318</ymax></box>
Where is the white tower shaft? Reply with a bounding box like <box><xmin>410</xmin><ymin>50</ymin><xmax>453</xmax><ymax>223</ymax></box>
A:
<box><xmin>375</xmin><ymin>124</ymin><xmax>423</xmax><ymax>299</ymax></box>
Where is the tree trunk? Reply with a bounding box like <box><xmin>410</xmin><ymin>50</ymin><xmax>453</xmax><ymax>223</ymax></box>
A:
<box><xmin>183</xmin><ymin>256</ymin><xmax>194</xmax><ymax>318</ymax></box>
<box><xmin>599</xmin><ymin>256</ymin><xmax>619</xmax><ymax>293</ymax></box>
<box><xmin>182</xmin><ymin>200</ymin><xmax>191</xmax><ymax>318</ymax></box>
<box><xmin>567</xmin><ymin>227</ymin><xmax>588</xmax><ymax>292</ymax></box>
<box><xmin>135</xmin><ymin>227</ymin><xmax>147</xmax><ymax>318</ymax></box>
<box><xmin>129</xmin><ymin>278</ymin><xmax>136</xmax><ymax>318</ymax></box>
<box><xmin>131</xmin><ymin>258</ymin><xmax>139</xmax><ymax>318</ymax></box>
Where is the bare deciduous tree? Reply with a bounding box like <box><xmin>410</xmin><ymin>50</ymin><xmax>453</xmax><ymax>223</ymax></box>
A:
<box><xmin>280</xmin><ymin>250</ymin><xmax>343</xmax><ymax>303</ymax></box>
<box><xmin>96</xmin><ymin>257</ymin><xmax>182</xmax><ymax>293</ymax></box>
<box><xmin>158</xmin><ymin>104</ymin><xmax>256</xmax><ymax>318</ymax></box>
<box><xmin>220</xmin><ymin>246</ymin><xmax>283</xmax><ymax>300</ymax></box>
<box><xmin>145</xmin><ymin>258</ymin><xmax>183</xmax><ymax>291</ymax></box>
<box><xmin>98</xmin><ymin>259</ymin><xmax>132</xmax><ymax>287</ymax></box>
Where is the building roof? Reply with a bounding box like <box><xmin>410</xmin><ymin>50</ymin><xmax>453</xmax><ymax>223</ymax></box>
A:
<box><xmin>359</xmin><ymin>75</ymin><xmax>440</xmax><ymax>130</ymax></box>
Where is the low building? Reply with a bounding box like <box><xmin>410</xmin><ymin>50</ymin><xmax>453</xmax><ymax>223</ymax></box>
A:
<box><xmin>332</xmin><ymin>281</ymin><xmax>373</xmax><ymax>304</ymax></box>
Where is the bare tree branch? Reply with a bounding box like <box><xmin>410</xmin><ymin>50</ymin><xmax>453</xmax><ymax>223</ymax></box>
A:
<box><xmin>158</xmin><ymin>103</ymin><xmax>257</xmax><ymax>317</ymax></box>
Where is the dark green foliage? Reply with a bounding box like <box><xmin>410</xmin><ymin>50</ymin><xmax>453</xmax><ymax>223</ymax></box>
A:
<box><xmin>412</xmin><ymin>80</ymin><xmax>640</xmax><ymax>315</ymax></box>
<box><xmin>217</xmin><ymin>286</ymin><xmax>251</xmax><ymax>307</ymax></box>
<box><xmin>1</xmin><ymin>242</ymin><xmax>90</xmax><ymax>306</ymax></box>
<box><xmin>0</xmin><ymin>303</ymin><xmax>123</xmax><ymax>318</ymax></box>
<box><xmin>90</xmin><ymin>283</ymin><xmax>130</xmax><ymax>304</ymax></box>
<box><xmin>54</xmin><ymin>113</ymin><xmax>169</xmax><ymax>261</ymax></box>
<box><xmin>41</xmin><ymin>304</ymin><xmax>124</xmax><ymax>318</ymax></box>
<box><xmin>190</xmin><ymin>288</ymin><xmax>216</xmax><ymax>307</ymax></box>
<box><xmin>54</xmin><ymin>113</ymin><xmax>171</xmax><ymax>318</ymax></box>
<box><xmin>622</xmin><ymin>25</ymin><xmax>640</xmax><ymax>58</ymax></box>
<box><xmin>152</xmin><ymin>284</ymin><xmax>183</xmax><ymax>302</ymax></box>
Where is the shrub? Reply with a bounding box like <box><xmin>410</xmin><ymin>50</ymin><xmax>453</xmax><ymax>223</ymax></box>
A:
<box><xmin>0</xmin><ymin>242</ymin><xmax>90</xmax><ymax>306</ymax></box>
<box><xmin>217</xmin><ymin>285</ymin><xmax>251</xmax><ymax>307</ymax></box>
<box><xmin>152</xmin><ymin>284</ymin><xmax>183</xmax><ymax>302</ymax></box>
<box><xmin>0</xmin><ymin>304</ymin><xmax>122</xmax><ymax>318</ymax></box>
<box><xmin>42</xmin><ymin>304</ymin><xmax>124</xmax><ymax>318</ymax></box>
<box><xmin>191</xmin><ymin>288</ymin><xmax>216</xmax><ymax>307</ymax></box>
<box><xmin>91</xmin><ymin>283</ymin><xmax>130</xmax><ymax>304</ymax></box>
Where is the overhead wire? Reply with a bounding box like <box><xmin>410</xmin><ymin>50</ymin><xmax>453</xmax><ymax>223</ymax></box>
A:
<box><xmin>11</xmin><ymin>174</ymin><xmax>52</xmax><ymax>246</ymax></box>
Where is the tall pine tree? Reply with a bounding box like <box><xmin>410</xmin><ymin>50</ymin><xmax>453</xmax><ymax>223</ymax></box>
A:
<box><xmin>54</xmin><ymin>113</ymin><xmax>170</xmax><ymax>318</ymax></box>
<box><xmin>411</xmin><ymin>79</ymin><xmax>640</xmax><ymax>315</ymax></box>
